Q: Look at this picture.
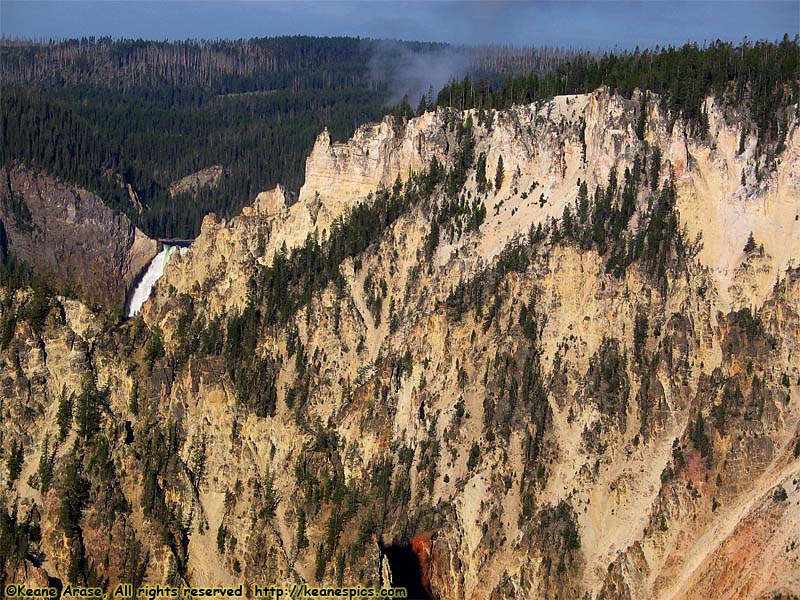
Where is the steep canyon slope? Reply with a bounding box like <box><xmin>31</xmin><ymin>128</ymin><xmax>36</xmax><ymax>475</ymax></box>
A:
<box><xmin>0</xmin><ymin>164</ymin><xmax>158</xmax><ymax>311</ymax></box>
<box><xmin>2</xmin><ymin>87</ymin><xmax>799</xmax><ymax>600</ymax></box>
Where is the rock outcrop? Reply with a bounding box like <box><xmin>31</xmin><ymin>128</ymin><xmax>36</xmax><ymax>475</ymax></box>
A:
<box><xmin>168</xmin><ymin>165</ymin><xmax>225</xmax><ymax>198</ymax></box>
<box><xmin>145</xmin><ymin>88</ymin><xmax>798</xmax><ymax>326</ymax></box>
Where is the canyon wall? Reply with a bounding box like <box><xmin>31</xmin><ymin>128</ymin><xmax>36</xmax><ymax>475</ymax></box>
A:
<box><xmin>2</xmin><ymin>88</ymin><xmax>799</xmax><ymax>599</ymax></box>
<box><xmin>0</xmin><ymin>164</ymin><xmax>158</xmax><ymax>310</ymax></box>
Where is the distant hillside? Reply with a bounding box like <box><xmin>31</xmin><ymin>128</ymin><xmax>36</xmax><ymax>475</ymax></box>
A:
<box><xmin>0</xmin><ymin>37</ymin><xmax>578</xmax><ymax>91</ymax></box>
<box><xmin>0</xmin><ymin>36</ymin><xmax>580</xmax><ymax>239</ymax></box>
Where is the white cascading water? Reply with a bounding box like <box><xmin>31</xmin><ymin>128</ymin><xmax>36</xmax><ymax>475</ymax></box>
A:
<box><xmin>127</xmin><ymin>245</ymin><xmax>185</xmax><ymax>317</ymax></box>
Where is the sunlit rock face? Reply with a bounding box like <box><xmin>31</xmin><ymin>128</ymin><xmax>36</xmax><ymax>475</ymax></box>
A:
<box><xmin>3</xmin><ymin>88</ymin><xmax>799</xmax><ymax>600</ymax></box>
<box><xmin>168</xmin><ymin>165</ymin><xmax>224</xmax><ymax>199</ymax></box>
<box><xmin>147</xmin><ymin>88</ymin><xmax>798</xmax><ymax>329</ymax></box>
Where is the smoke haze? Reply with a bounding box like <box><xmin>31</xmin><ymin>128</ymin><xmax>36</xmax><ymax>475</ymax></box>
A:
<box><xmin>368</xmin><ymin>40</ymin><xmax>471</xmax><ymax>105</ymax></box>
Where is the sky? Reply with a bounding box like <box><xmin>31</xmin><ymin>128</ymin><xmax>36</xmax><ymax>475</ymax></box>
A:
<box><xmin>0</xmin><ymin>1</ymin><xmax>797</xmax><ymax>49</ymax></box>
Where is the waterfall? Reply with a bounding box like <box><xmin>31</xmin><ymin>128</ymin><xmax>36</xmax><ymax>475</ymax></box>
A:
<box><xmin>126</xmin><ymin>244</ymin><xmax>184</xmax><ymax>317</ymax></box>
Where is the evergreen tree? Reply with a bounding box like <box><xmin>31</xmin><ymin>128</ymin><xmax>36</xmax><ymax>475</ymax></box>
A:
<box><xmin>691</xmin><ymin>411</ymin><xmax>712</xmax><ymax>460</ymax></box>
<box><xmin>144</xmin><ymin>328</ymin><xmax>165</xmax><ymax>371</ymax></box>
<box><xmin>649</xmin><ymin>146</ymin><xmax>662</xmax><ymax>191</ymax></box>
<box><xmin>476</xmin><ymin>152</ymin><xmax>488</xmax><ymax>194</ymax></box>
<box><xmin>698</xmin><ymin>104</ymin><xmax>710</xmax><ymax>137</ymax></box>
<box><xmin>743</xmin><ymin>232</ymin><xmax>757</xmax><ymax>253</ymax></box>
<box><xmin>297</xmin><ymin>509</ymin><xmax>309</xmax><ymax>549</ymax></box>
<box><xmin>467</xmin><ymin>442</ymin><xmax>480</xmax><ymax>471</ymax></box>
<box><xmin>495</xmin><ymin>155</ymin><xmax>505</xmax><ymax>191</ymax></box>
<box><xmin>633</xmin><ymin>312</ymin><xmax>649</xmax><ymax>365</ymax></box>
<box><xmin>416</xmin><ymin>94</ymin><xmax>427</xmax><ymax>117</ymax></box>
<box><xmin>59</xmin><ymin>457</ymin><xmax>89</xmax><ymax>544</ymax></box>
<box><xmin>5</xmin><ymin>439</ymin><xmax>23</xmax><ymax>488</ymax></box>
<box><xmin>636</xmin><ymin>92</ymin><xmax>648</xmax><ymax>140</ymax></box>
<box><xmin>129</xmin><ymin>381</ymin><xmax>139</xmax><ymax>416</ymax></box>
<box><xmin>56</xmin><ymin>386</ymin><xmax>74</xmax><ymax>440</ymax></box>
<box><xmin>426</xmin><ymin>85</ymin><xmax>435</xmax><ymax>111</ymax></box>
<box><xmin>216</xmin><ymin>523</ymin><xmax>227</xmax><ymax>554</ymax></box>
<box><xmin>76</xmin><ymin>371</ymin><xmax>101</xmax><ymax>442</ymax></box>
<box><xmin>561</xmin><ymin>204</ymin><xmax>575</xmax><ymax>239</ymax></box>
<box><xmin>37</xmin><ymin>434</ymin><xmax>54</xmax><ymax>493</ymax></box>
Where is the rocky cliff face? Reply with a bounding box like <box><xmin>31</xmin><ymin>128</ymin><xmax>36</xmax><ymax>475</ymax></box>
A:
<box><xmin>146</xmin><ymin>88</ymin><xmax>799</xmax><ymax>326</ymax></box>
<box><xmin>2</xmin><ymin>88</ymin><xmax>799</xmax><ymax>600</ymax></box>
<box><xmin>169</xmin><ymin>166</ymin><xmax>224</xmax><ymax>199</ymax></box>
<box><xmin>0</xmin><ymin>164</ymin><xmax>158</xmax><ymax>310</ymax></box>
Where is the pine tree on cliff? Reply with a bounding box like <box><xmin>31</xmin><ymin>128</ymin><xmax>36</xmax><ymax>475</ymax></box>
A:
<box><xmin>56</xmin><ymin>386</ymin><xmax>74</xmax><ymax>441</ymax></box>
<box><xmin>649</xmin><ymin>146</ymin><xmax>662</xmax><ymax>192</ymax></box>
<box><xmin>743</xmin><ymin>232</ymin><xmax>757</xmax><ymax>253</ymax></box>
<box><xmin>416</xmin><ymin>94</ymin><xmax>427</xmax><ymax>117</ymax></box>
<box><xmin>636</xmin><ymin>92</ymin><xmax>648</xmax><ymax>140</ymax></box>
<box><xmin>5</xmin><ymin>439</ymin><xmax>23</xmax><ymax>487</ymax></box>
<box><xmin>37</xmin><ymin>434</ymin><xmax>54</xmax><ymax>493</ymax></box>
<box><xmin>495</xmin><ymin>155</ymin><xmax>505</xmax><ymax>190</ymax></box>
<box><xmin>76</xmin><ymin>371</ymin><xmax>101</xmax><ymax>441</ymax></box>
<box><xmin>476</xmin><ymin>153</ymin><xmax>488</xmax><ymax>194</ymax></box>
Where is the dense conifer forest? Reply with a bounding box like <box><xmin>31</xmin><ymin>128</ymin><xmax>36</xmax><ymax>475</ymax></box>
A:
<box><xmin>0</xmin><ymin>37</ymin><xmax>578</xmax><ymax>238</ymax></box>
<box><xmin>0</xmin><ymin>37</ymin><xmax>406</xmax><ymax>237</ymax></box>
<box><xmin>437</xmin><ymin>37</ymin><xmax>800</xmax><ymax>148</ymax></box>
<box><xmin>1</xmin><ymin>36</ymin><xmax>797</xmax><ymax>241</ymax></box>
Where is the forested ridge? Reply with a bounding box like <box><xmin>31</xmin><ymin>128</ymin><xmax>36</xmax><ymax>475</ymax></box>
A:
<box><xmin>0</xmin><ymin>36</ymin><xmax>580</xmax><ymax>238</ymax></box>
<box><xmin>437</xmin><ymin>37</ymin><xmax>800</xmax><ymax>148</ymax></box>
<box><xmin>1</xmin><ymin>84</ymin><xmax>387</xmax><ymax>237</ymax></box>
<box><xmin>1</xmin><ymin>36</ymin><xmax>797</xmax><ymax>241</ymax></box>
<box><xmin>1</xmin><ymin>37</ymin><xmax>407</xmax><ymax>238</ymax></box>
<box><xmin>0</xmin><ymin>37</ymin><xmax>581</xmax><ymax>91</ymax></box>
<box><xmin>1</xmin><ymin>36</ymin><xmax>395</xmax><ymax>92</ymax></box>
